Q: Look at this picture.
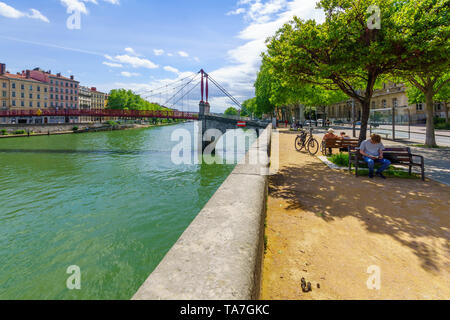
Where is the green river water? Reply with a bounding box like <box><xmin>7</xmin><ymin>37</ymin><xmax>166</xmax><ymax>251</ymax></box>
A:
<box><xmin>0</xmin><ymin>122</ymin><xmax>242</xmax><ymax>300</ymax></box>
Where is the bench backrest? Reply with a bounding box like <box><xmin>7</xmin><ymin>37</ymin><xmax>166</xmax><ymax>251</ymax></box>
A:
<box><xmin>324</xmin><ymin>138</ymin><xmax>359</xmax><ymax>148</ymax></box>
<box><xmin>350</xmin><ymin>146</ymin><xmax>412</xmax><ymax>163</ymax></box>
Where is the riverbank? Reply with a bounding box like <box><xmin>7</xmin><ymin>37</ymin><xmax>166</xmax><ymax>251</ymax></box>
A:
<box><xmin>261</xmin><ymin>131</ymin><xmax>450</xmax><ymax>300</ymax></box>
<box><xmin>0</xmin><ymin>121</ymin><xmax>185</xmax><ymax>139</ymax></box>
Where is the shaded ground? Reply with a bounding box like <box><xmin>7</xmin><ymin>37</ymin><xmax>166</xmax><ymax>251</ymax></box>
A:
<box><xmin>261</xmin><ymin>131</ymin><xmax>450</xmax><ymax>300</ymax></box>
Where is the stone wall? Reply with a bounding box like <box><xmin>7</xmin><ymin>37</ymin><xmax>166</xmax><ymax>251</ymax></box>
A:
<box><xmin>133</xmin><ymin>124</ymin><xmax>272</xmax><ymax>300</ymax></box>
<box><xmin>0</xmin><ymin>123</ymin><xmax>104</xmax><ymax>134</ymax></box>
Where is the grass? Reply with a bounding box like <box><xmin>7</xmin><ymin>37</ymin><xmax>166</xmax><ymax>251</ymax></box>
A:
<box><xmin>328</xmin><ymin>153</ymin><xmax>350</xmax><ymax>167</ymax></box>
<box><xmin>328</xmin><ymin>152</ymin><xmax>421</xmax><ymax>179</ymax></box>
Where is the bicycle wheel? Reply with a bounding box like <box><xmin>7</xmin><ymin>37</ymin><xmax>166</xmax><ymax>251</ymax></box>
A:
<box><xmin>320</xmin><ymin>141</ymin><xmax>327</xmax><ymax>156</ymax></box>
<box><xmin>295</xmin><ymin>136</ymin><xmax>305</xmax><ymax>152</ymax></box>
<box><xmin>307</xmin><ymin>138</ymin><xmax>320</xmax><ymax>155</ymax></box>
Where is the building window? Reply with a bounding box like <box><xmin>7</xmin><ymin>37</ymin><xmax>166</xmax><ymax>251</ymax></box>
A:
<box><xmin>29</xmin><ymin>101</ymin><xmax>33</xmax><ymax>107</ymax></box>
<box><xmin>2</xmin><ymin>82</ymin><xmax>5</xmax><ymax>88</ymax></box>
<box><xmin>37</xmin><ymin>86</ymin><xmax>41</xmax><ymax>92</ymax></box>
<box><xmin>37</xmin><ymin>102</ymin><xmax>41</xmax><ymax>108</ymax></box>
<box><xmin>45</xmin><ymin>102</ymin><xmax>47</xmax><ymax>108</ymax></box>
<box><xmin>21</xmin><ymin>84</ymin><xmax>24</xmax><ymax>90</ymax></box>
<box><xmin>12</xmin><ymin>92</ymin><xmax>16</xmax><ymax>98</ymax></box>
<box><xmin>2</xmin><ymin>91</ymin><xmax>6</xmax><ymax>97</ymax></box>
<box><xmin>392</xmin><ymin>98</ymin><xmax>398</xmax><ymax>108</ymax></box>
<box><xmin>29</xmin><ymin>85</ymin><xmax>33</xmax><ymax>91</ymax></box>
<box><xmin>21</xmin><ymin>92</ymin><xmax>24</xmax><ymax>98</ymax></box>
<box><xmin>372</xmin><ymin>102</ymin><xmax>376</xmax><ymax>109</ymax></box>
<box><xmin>12</xmin><ymin>83</ymin><xmax>16</xmax><ymax>89</ymax></box>
<box><xmin>416</xmin><ymin>103</ymin><xmax>423</xmax><ymax>111</ymax></box>
<box><xmin>435</xmin><ymin>103</ymin><xmax>442</xmax><ymax>111</ymax></box>
<box><xmin>2</xmin><ymin>101</ymin><xmax>5</xmax><ymax>107</ymax></box>
<box><xmin>37</xmin><ymin>94</ymin><xmax>41</xmax><ymax>99</ymax></box>
<box><xmin>29</xmin><ymin>94</ymin><xmax>33</xmax><ymax>99</ymax></box>
<box><xmin>12</xmin><ymin>100</ymin><xmax>16</xmax><ymax>106</ymax></box>
<box><xmin>50</xmin><ymin>94</ymin><xmax>54</xmax><ymax>99</ymax></box>
<box><xmin>382</xmin><ymin>100</ymin><xmax>387</xmax><ymax>108</ymax></box>
<box><xmin>21</xmin><ymin>101</ymin><xmax>24</xmax><ymax>107</ymax></box>
<box><xmin>44</xmin><ymin>87</ymin><xmax>48</xmax><ymax>93</ymax></box>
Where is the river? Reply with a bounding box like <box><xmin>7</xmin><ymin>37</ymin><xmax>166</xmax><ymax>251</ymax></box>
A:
<box><xmin>0</xmin><ymin>122</ymin><xmax>254</xmax><ymax>300</ymax></box>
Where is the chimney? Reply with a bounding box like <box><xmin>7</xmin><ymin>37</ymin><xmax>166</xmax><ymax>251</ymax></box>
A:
<box><xmin>48</xmin><ymin>70</ymin><xmax>51</xmax><ymax>74</ymax></box>
<box><xmin>70</xmin><ymin>75</ymin><xmax>74</xmax><ymax>80</ymax></box>
<box><xmin>57</xmin><ymin>73</ymin><xmax>61</xmax><ymax>77</ymax></box>
<box><xmin>0</xmin><ymin>63</ymin><xmax>5</xmax><ymax>75</ymax></box>
<box><xmin>26</xmin><ymin>70</ymin><xmax>31</xmax><ymax>79</ymax></box>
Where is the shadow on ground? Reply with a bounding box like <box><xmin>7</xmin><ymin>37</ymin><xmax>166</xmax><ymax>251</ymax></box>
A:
<box><xmin>269</xmin><ymin>160</ymin><xmax>450</xmax><ymax>273</ymax></box>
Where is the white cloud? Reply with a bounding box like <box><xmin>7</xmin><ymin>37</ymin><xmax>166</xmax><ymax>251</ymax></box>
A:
<box><xmin>59</xmin><ymin>0</ymin><xmax>119</xmax><ymax>16</ymax></box>
<box><xmin>0</xmin><ymin>2</ymin><xmax>49</xmax><ymax>22</ymax></box>
<box><xmin>163</xmin><ymin>66</ymin><xmax>180</xmax><ymax>74</ymax></box>
<box><xmin>103</xmin><ymin>61</ymin><xmax>123</xmax><ymax>68</ymax></box>
<box><xmin>105</xmin><ymin>54</ymin><xmax>158</xmax><ymax>69</ymax></box>
<box><xmin>124</xmin><ymin>47</ymin><xmax>138</xmax><ymax>56</ymax></box>
<box><xmin>208</xmin><ymin>0</ymin><xmax>325</xmax><ymax>111</ymax></box>
<box><xmin>227</xmin><ymin>8</ymin><xmax>246</xmax><ymax>16</ymax></box>
<box><xmin>121</xmin><ymin>71</ymin><xmax>140</xmax><ymax>77</ymax></box>
<box><xmin>178</xmin><ymin>51</ymin><xmax>189</xmax><ymax>58</ymax></box>
<box><xmin>153</xmin><ymin>49</ymin><xmax>165</xmax><ymax>56</ymax></box>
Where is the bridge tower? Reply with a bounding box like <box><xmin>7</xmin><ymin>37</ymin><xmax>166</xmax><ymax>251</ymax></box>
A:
<box><xmin>199</xmin><ymin>69</ymin><xmax>210</xmax><ymax>117</ymax></box>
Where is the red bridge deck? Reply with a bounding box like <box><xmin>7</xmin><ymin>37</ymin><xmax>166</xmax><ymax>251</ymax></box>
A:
<box><xmin>0</xmin><ymin>109</ymin><xmax>199</xmax><ymax>120</ymax></box>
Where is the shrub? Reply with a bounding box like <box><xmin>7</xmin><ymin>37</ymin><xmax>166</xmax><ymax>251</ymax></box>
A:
<box><xmin>328</xmin><ymin>153</ymin><xmax>349</xmax><ymax>167</ymax></box>
<box><xmin>1</xmin><ymin>129</ymin><xmax>7</xmax><ymax>135</ymax></box>
<box><xmin>72</xmin><ymin>126</ymin><xmax>79</xmax><ymax>132</ymax></box>
<box><xmin>14</xmin><ymin>130</ymin><xmax>26</xmax><ymax>135</ymax></box>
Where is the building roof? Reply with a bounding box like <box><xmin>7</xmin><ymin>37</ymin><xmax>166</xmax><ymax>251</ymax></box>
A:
<box><xmin>2</xmin><ymin>73</ymin><xmax>48</xmax><ymax>84</ymax></box>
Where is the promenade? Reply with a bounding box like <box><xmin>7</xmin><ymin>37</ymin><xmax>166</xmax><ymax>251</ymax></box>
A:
<box><xmin>261</xmin><ymin>131</ymin><xmax>450</xmax><ymax>300</ymax></box>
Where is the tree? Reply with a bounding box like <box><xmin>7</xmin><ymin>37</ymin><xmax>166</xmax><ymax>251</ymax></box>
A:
<box><xmin>107</xmin><ymin>89</ymin><xmax>167</xmax><ymax>111</ymax></box>
<box><xmin>224</xmin><ymin>107</ymin><xmax>239</xmax><ymax>116</ymax></box>
<box><xmin>391</xmin><ymin>0</ymin><xmax>450</xmax><ymax>146</ymax></box>
<box><xmin>264</xmin><ymin>0</ymin><xmax>414</xmax><ymax>143</ymax></box>
<box><xmin>407</xmin><ymin>78</ymin><xmax>450</xmax><ymax>124</ymax></box>
<box><xmin>241</xmin><ymin>98</ymin><xmax>257</xmax><ymax>118</ymax></box>
<box><xmin>254</xmin><ymin>63</ymin><xmax>277</xmax><ymax>118</ymax></box>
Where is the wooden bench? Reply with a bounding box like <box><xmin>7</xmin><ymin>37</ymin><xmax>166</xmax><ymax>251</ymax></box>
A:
<box><xmin>321</xmin><ymin>138</ymin><xmax>359</xmax><ymax>156</ymax></box>
<box><xmin>348</xmin><ymin>147</ymin><xmax>425</xmax><ymax>181</ymax></box>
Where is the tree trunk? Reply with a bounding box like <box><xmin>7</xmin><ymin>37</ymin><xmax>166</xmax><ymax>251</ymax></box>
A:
<box><xmin>425</xmin><ymin>89</ymin><xmax>437</xmax><ymax>147</ymax></box>
<box><xmin>358</xmin><ymin>99</ymin><xmax>371</xmax><ymax>144</ymax></box>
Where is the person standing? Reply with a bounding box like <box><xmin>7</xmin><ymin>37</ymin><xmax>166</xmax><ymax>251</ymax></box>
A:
<box><xmin>360</xmin><ymin>134</ymin><xmax>391</xmax><ymax>179</ymax></box>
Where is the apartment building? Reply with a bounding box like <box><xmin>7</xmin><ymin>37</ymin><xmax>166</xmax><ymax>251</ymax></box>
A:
<box><xmin>326</xmin><ymin>82</ymin><xmax>446</xmax><ymax>123</ymax></box>
<box><xmin>79</xmin><ymin>86</ymin><xmax>92</xmax><ymax>123</ymax></box>
<box><xmin>0</xmin><ymin>67</ymin><xmax>50</xmax><ymax>124</ymax></box>
<box><xmin>1</xmin><ymin>63</ymin><xmax>9</xmax><ymax>111</ymax></box>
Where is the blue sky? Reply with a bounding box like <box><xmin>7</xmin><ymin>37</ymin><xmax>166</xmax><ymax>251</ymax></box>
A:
<box><xmin>0</xmin><ymin>0</ymin><xmax>323</xmax><ymax>112</ymax></box>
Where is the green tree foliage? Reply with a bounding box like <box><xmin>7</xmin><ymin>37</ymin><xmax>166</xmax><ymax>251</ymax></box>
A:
<box><xmin>107</xmin><ymin>89</ymin><xmax>167</xmax><ymax>111</ymax></box>
<box><xmin>264</xmin><ymin>0</ymin><xmax>416</xmax><ymax>143</ymax></box>
<box><xmin>224</xmin><ymin>107</ymin><xmax>239</xmax><ymax>116</ymax></box>
<box><xmin>241</xmin><ymin>98</ymin><xmax>257</xmax><ymax>117</ymax></box>
<box><xmin>392</xmin><ymin>0</ymin><xmax>449</xmax><ymax>145</ymax></box>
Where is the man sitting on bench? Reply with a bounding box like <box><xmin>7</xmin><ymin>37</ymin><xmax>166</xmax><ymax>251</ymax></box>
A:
<box><xmin>324</xmin><ymin>129</ymin><xmax>339</xmax><ymax>155</ymax></box>
<box><xmin>360</xmin><ymin>134</ymin><xmax>391</xmax><ymax>179</ymax></box>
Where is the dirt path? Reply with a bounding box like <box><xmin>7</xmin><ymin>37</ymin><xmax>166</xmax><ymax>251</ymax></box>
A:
<box><xmin>261</xmin><ymin>131</ymin><xmax>450</xmax><ymax>300</ymax></box>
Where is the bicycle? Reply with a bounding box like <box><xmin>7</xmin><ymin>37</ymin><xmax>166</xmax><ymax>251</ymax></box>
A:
<box><xmin>295</xmin><ymin>129</ymin><xmax>320</xmax><ymax>155</ymax></box>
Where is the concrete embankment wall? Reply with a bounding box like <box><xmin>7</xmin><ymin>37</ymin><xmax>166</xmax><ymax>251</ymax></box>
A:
<box><xmin>0</xmin><ymin>123</ymin><xmax>105</xmax><ymax>134</ymax></box>
<box><xmin>133</xmin><ymin>124</ymin><xmax>273</xmax><ymax>300</ymax></box>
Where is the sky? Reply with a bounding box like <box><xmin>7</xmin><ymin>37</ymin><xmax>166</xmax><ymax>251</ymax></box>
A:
<box><xmin>0</xmin><ymin>0</ymin><xmax>324</xmax><ymax>112</ymax></box>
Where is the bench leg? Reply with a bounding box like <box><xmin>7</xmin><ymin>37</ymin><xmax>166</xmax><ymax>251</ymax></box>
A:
<box><xmin>421</xmin><ymin>166</ymin><xmax>425</xmax><ymax>181</ymax></box>
<box><xmin>409</xmin><ymin>165</ymin><xmax>412</xmax><ymax>176</ymax></box>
